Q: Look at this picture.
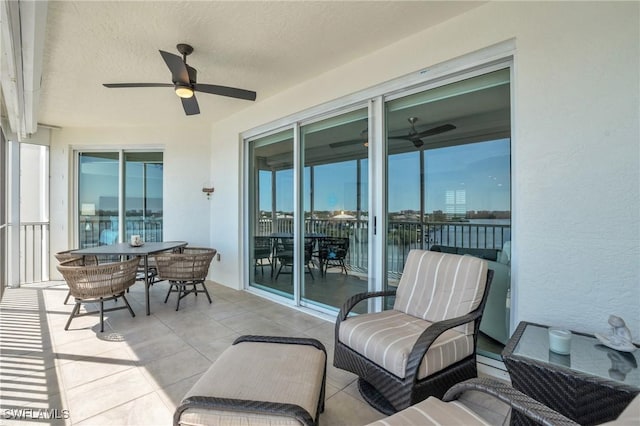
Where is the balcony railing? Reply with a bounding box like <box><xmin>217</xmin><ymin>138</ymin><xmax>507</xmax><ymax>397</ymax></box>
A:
<box><xmin>20</xmin><ymin>222</ymin><xmax>50</xmax><ymax>284</ymax></box>
<box><xmin>20</xmin><ymin>217</ymin><xmax>509</xmax><ymax>284</ymax></box>
<box><xmin>258</xmin><ymin>218</ymin><xmax>511</xmax><ymax>276</ymax></box>
<box><xmin>79</xmin><ymin>217</ymin><xmax>163</xmax><ymax>248</ymax></box>
<box><xmin>18</xmin><ymin>219</ymin><xmax>162</xmax><ymax>285</ymax></box>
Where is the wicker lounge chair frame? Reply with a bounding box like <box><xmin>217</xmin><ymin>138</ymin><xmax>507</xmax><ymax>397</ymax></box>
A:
<box><xmin>153</xmin><ymin>247</ymin><xmax>216</xmax><ymax>311</ymax></box>
<box><xmin>174</xmin><ymin>335</ymin><xmax>327</xmax><ymax>426</ymax></box>
<box><xmin>443</xmin><ymin>377</ymin><xmax>579</xmax><ymax>426</ymax></box>
<box><xmin>56</xmin><ymin>256</ymin><xmax>139</xmax><ymax>332</ymax></box>
<box><xmin>333</xmin><ymin>268</ymin><xmax>493</xmax><ymax>414</ymax></box>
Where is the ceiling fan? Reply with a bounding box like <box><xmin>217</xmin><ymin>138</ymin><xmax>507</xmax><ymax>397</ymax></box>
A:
<box><xmin>329</xmin><ymin>117</ymin><xmax>456</xmax><ymax>149</ymax></box>
<box><xmin>391</xmin><ymin>117</ymin><xmax>456</xmax><ymax>148</ymax></box>
<box><xmin>103</xmin><ymin>43</ymin><xmax>257</xmax><ymax>116</ymax></box>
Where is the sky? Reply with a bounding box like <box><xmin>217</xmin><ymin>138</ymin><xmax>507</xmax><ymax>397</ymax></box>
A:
<box><xmin>260</xmin><ymin>138</ymin><xmax>510</xmax><ymax>213</ymax></box>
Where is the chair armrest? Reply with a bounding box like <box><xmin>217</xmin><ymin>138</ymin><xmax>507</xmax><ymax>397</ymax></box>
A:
<box><xmin>404</xmin><ymin>309</ymin><xmax>482</xmax><ymax>379</ymax></box>
<box><xmin>337</xmin><ymin>290</ymin><xmax>397</xmax><ymax>322</ymax></box>
<box><xmin>443</xmin><ymin>378</ymin><xmax>579</xmax><ymax>426</ymax></box>
<box><xmin>335</xmin><ymin>290</ymin><xmax>397</xmax><ymax>345</ymax></box>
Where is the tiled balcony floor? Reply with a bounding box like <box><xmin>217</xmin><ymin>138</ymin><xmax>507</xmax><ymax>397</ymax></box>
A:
<box><xmin>0</xmin><ymin>280</ymin><xmax>387</xmax><ymax>425</ymax></box>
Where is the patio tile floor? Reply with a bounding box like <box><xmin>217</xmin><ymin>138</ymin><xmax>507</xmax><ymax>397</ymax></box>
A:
<box><xmin>0</xmin><ymin>279</ymin><xmax>508</xmax><ymax>425</ymax></box>
<box><xmin>0</xmin><ymin>280</ymin><xmax>386</xmax><ymax>425</ymax></box>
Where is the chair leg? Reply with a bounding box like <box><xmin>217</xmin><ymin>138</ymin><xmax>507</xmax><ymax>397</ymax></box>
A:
<box><xmin>64</xmin><ymin>290</ymin><xmax>71</xmax><ymax>305</ymax></box>
<box><xmin>164</xmin><ymin>283</ymin><xmax>174</xmax><ymax>303</ymax></box>
<box><xmin>121</xmin><ymin>293</ymin><xmax>136</xmax><ymax>318</ymax></box>
<box><xmin>175</xmin><ymin>285</ymin><xmax>182</xmax><ymax>311</ymax></box>
<box><xmin>100</xmin><ymin>299</ymin><xmax>105</xmax><ymax>333</ymax></box>
<box><xmin>64</xmin><ymin>301</ymin><xmax>81</xmax><ymax>330</ymax></box>
<box><xmin>307</xmin><ymin>263</ymin><xmax>314</xmax><ymax>280</ymax></box>
<box><xmin>201</xmin><ymin>281</ymin><xmax>212</xmax><ymax>303</ymax></box>
<box><xmin>275</xmin><ymin>263</ymin><xmax>285</xmax><ymax>279</ymax></box>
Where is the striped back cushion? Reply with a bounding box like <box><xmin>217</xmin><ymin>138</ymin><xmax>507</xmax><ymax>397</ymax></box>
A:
<box><xmin>393</xmin><ymin>250</ymin><xmax>488</xmax><ymax>334</ymax></box>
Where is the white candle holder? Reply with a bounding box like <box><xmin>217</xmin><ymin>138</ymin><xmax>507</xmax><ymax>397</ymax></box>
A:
<box><xmin>548</xmin><ymin>327</ymin><xmax>572</xmax><ymax>355</ymax></box>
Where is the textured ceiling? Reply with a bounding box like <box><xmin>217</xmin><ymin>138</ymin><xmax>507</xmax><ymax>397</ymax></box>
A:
<box><xmin>39</xmin><ymin>1</ymin><xmax>484</xmax><ymax>129</ymax></box>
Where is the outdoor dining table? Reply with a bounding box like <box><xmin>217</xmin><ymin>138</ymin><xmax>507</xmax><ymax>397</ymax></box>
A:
<box><xmin>70</xmin><ymin>241</ymin><xmax>188</xmax><ymax>315</ymax></box>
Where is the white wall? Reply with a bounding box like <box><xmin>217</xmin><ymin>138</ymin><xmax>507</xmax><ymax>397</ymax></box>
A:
<box><xmin>49</xmin><ymin>125</ymin><xmax>212</xmax><ymax>279</ymax></box>
<box><xmin>208</xmin><ymin>2</ymin><xmax>640</xmax><ymax>341</ymax></box>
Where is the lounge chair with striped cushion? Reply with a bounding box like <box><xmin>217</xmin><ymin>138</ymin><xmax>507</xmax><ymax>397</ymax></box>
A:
<box><xmin>333</xmin><ymin>249</ymin><xmax>494</xmax><ymax>414</ymax></box>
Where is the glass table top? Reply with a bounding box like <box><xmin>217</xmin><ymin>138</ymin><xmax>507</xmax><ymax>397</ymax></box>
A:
<box><xmin>513</xmin><ymin>324</ymin><xmax>640</xmax><ymax>388</ymax></box>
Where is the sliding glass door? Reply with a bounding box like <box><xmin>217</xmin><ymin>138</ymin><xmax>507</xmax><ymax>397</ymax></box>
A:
<box><xmin>78</xmin><ymin>152</ymin><xmax>120</xmax><ymax>248</ymax></box>
<box><xmin>385</xmin><ymin>68</ymin><xmax>511</xmax><ymax>357</ymax></box>
<box><xmin>124</xmin><ymin>152</ymin><xmax>164</xmax><ymax>243</ymax></box>
<box><xmin>245</xmin><ymin>64</ymin><xmax>512</xmax><ymax>333</ymax></box>
<box><xmin>300</xmin><ymin>108</ymin><xmax>369</xmax><ymax>310</ymax></box>
<box><xmin>248</xmin><ymin>129</ymin><xmax>295</xmax><ymax>299</ymax></box>
<box><xmin>78</xmin><ymin>151</ymin><xmax>163</xmax><ymax>248</ymax></box>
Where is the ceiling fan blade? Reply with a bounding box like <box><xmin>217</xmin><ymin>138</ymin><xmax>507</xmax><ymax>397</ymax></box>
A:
<box><xmin>181</xmin><ymin>95</ymin><xmax>200</xmax><ymax>116</ymax></box>
<box><xmin>103</xmin><ymin>83</ymin><xmax>173</xmax><ymax>88</ymax></box>
<box><xmin>194</xmin><ymin>83</ymin><xmax>256</xmax><ymax>101</ymax></box>
<box><xmin>159</xmin><ymin>50</ymin><xmax>190</xmax><ymax>84</ymax></box>
<box><xmin>416</xmin><ymin>123</ymin><xmax>456</xmax><ymax>138</ymax></box>
<box><xmin>329</xmin><ymin>139</ymin><xmax>367</xmax><ymax>149</ymax></box>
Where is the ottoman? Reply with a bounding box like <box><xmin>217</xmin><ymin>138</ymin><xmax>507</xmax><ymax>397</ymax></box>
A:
<box><xmin>174</xmin><ymin>335</ymin><xmax>327</xmax><ymax>426</ymax></box>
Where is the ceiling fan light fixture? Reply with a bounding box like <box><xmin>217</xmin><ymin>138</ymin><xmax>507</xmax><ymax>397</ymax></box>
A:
<box><xmin>175</xmin><ymin>84</ymin><xmax>194</xmax><ymax>98</ymax></box>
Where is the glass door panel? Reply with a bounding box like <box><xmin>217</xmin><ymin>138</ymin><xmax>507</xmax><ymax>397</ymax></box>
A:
<box><xmin>385</xmin><ymin>68</ymin><xmax>511</xmax><ymax>357</ymax></box>
<box><xmin>78</xmin><ymin>152</ymin><xmax>120</xmax><ymax>248</ymax></box>
<box><xmin>124</xmin><ymin>152</ymin><xmax>164</xmax><ymax>243</ymax></box>
<box><xmin>300</xmin><ymin>108</ymin><xmax>369</xmax><ymax>311</ymax></box>
<box><xmin>248</xmin><ymin>129</ymin><xmax>295</xmax><ymax>299</ymax></box>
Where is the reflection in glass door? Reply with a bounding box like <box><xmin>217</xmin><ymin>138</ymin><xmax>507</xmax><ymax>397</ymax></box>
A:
<box><xmin>124</xmin><ymin>152</ymin><xmax>164</xmax><ymax>243</ymax></box>
<box><xmin>248</xmin><ymin>129</ymin><xmax>295</xmax><ymax>299</ymax></box>
<box><xmin>385</xmin><ymin>68</ymin><xmax>511</xmax><ymax>357</ymax></box>
<box><xmin>300</xmin><ymin>108</ymin><xmax>369</xmax><ymax>311</ymax></box>
<box><xmin>78</xmin><ymin>152</ymin><xmax>120</xmax><ymax>248</ymax></box>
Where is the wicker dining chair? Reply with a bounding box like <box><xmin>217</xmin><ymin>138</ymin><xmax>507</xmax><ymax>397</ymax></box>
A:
<box><xmin>54</xmin><ymin>250</ymin><xmax>99</xmax><ymax>304</ymax></box>
<box><xmin>56</xmin><ymin>256</ymin><xmax>139</xmax><ymax>332</ymax></box>
<box><xmin>153</xmin><ymin>247</ymin><xmax>216</xmax><ymax>311</ymax></box>
<box><xmin>333</xmin><ymin>249</ymin><xmax>494</xmax><ymax>414</ymax></box>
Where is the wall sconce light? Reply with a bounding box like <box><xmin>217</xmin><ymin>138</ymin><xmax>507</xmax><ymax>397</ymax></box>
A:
<box><xmin>202</xmin><ymin>186</ymin><xmax>215</xmax><ymax>199</ymax></box>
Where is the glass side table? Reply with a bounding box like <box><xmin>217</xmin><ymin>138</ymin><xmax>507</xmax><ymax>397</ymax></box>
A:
<box><xmin>502</xmin><ymin>321</ymin><xmax>639</xmax><ymax>425</ymax></box>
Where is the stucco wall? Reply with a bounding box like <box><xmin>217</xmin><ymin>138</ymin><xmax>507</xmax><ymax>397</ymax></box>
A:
<box><xmin>207</xmin><ymin>2</ymin><xmax>640</xmax><ymax>341</ymax></box>
<box><xmin>49</xmin><ymin>125</ymin><xmax>212</xmax><ymax>280</ymax></box>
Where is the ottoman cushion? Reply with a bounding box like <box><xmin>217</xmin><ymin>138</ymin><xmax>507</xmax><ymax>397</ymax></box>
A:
<box><xmin>175</xmin><ymin>336</ymin><xmax>326</xmax><ymax>426</ymax></box>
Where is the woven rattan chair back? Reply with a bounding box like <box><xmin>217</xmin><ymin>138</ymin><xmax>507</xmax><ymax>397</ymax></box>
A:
<box><xmin>55</xmin><ymin>250</ymin><xmax>98</xmax><ymax>265</ymax></box>
<box><xmin>55</xmin><ymin>250</ymin><xmax>99</xmax><ymax>304</ymax></box>
<box><xmin>153</xmin><ymin>247</ymin><xmax>216</xmax><ymax>311</ymax></box>
<box><xmin>56</xmin><ymin>256</ymin><xmax>140</xmax><ymax>332</ymax></box>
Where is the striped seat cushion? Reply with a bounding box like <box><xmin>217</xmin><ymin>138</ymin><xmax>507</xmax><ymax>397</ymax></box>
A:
<box><xmin>365</xmin><ymin>396</ymin><xmax>491</xmax><ymax>426</ymax></box>
<box><xmin>338</xmin><ymin>310</ymin><xmax>474</xmax><ymax>379</ymax></box>
<box><xmin>393</xmin><ymin>250</ymin><xmax>488</xmax><ymax>335</ymax></box>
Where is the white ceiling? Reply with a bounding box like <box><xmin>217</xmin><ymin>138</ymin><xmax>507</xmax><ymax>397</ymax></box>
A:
<box><xmin>38</xmin><ymin>1</ymin><xmax>486</xmax><ymax>129</ymax></box>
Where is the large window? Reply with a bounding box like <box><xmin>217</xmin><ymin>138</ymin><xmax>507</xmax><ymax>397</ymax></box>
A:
<box><xmin>78</xmin><ymin>151</ymin><xmax>163</xmax><ymax>248</ymax></box>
